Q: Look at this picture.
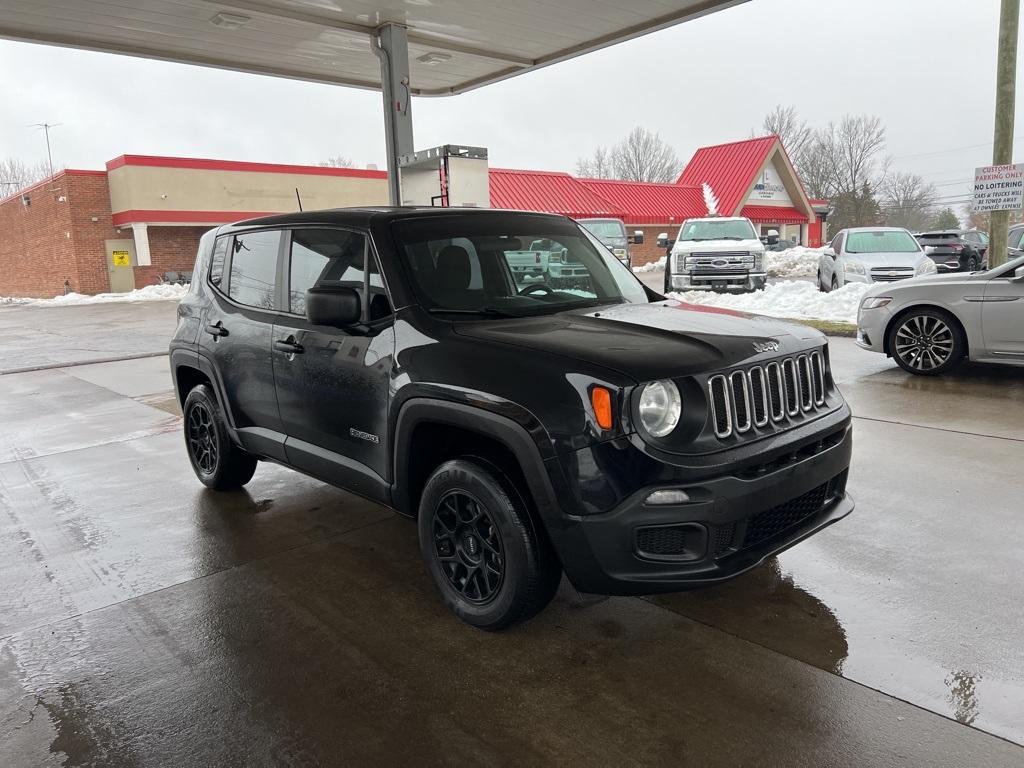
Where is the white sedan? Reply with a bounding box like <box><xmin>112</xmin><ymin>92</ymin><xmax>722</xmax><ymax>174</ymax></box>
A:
<box><xmin>818</xmin><ymin>227</ymin><xmax>936</xmax><ymax>291</ymax></box>
<box><xmin>856</xmin><ymin>255</ymin><xmax>1024</xmax><ymax>374</ymax></box>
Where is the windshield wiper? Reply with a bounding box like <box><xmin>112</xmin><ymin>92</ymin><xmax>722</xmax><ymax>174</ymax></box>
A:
<box><xmin>427</xmin><ymin>307</ymin><xmax>515</xmax><ymax>318</ymax></box>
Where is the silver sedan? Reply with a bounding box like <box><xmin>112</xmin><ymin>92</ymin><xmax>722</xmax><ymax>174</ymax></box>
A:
<box><xmin>856</xmin><ymin>255</ymin><xmax>1024</xmax><ymax>375</ymax></box>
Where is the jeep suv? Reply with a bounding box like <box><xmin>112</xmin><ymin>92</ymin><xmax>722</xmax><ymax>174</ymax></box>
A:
<box><xmin>170</xmin><ymin>208</ymin><xmax>854</xmax><ymax>630</ymax></box>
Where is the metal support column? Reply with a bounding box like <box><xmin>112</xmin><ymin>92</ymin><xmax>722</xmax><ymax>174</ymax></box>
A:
<box><xmin>373</xmin><ymin>23</ymin><xmax>415</xmax><ymax>205</ymax></box>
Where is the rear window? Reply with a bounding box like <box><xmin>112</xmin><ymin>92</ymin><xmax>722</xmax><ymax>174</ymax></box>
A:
<box><xmin>916</xmin><ymin>233</ymin><xmax>960</xmax><ymax>241</ymax></box>
<box><xmin>228</xmin><ymin>230</ymin><xmax>281</xmax><ymax>309</ymax></box>
<box><xmin>846</xmin><ymin>231</ymin><xmax>920</xmax><ymax>254</ymax></box>
<box><xmin>579</xmin><ymin>220</ymin><xmax>626</xmax><ymax>239</ymax></box>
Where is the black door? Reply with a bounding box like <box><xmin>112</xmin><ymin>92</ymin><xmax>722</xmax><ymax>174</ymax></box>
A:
<box><xmin>272</xmin><ymin>228</ymin><xmax>395</xmax><ymax>502</ymax></box>
<box><xmin>199</xmin><ymin>228</ymin><xmax>286</xmax><ymax>461</ymax></box>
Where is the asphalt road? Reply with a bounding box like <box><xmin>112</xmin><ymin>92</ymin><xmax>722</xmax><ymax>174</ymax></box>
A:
<box><xmin>1</xmin><ymin>300</ymin><xmax>1022</xmax><ymax>766</ymax></box>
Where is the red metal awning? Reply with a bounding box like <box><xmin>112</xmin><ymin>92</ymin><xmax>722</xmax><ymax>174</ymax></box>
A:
<box><xmin>741</xmin><ymin>205</ymin><xmax>811</xmax><ymax>225</ymax></box>
<box><xmin>488</xmin><ymin>168</ymin><xmax>621</xmax><ymax>219</ymax></box>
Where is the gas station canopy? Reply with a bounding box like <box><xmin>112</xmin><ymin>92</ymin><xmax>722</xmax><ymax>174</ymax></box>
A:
<box><xmin>0</xmin><ymin>0</ymin><xmax>745</xmax><ymax>96</ymax></box>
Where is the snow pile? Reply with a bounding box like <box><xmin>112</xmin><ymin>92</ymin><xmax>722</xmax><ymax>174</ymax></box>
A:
<box><xmin>632</xmin><ymin>256</ymin><xmax>666</xmax><ymax>273</ymax></box>
<box><xmin>2</xmin><ymin>283</ymin><xmax>190</xmax><ymax>307</ymax></box>
<box><xmin>766</xmin><ymin>246</ymin><xmax>824</xmax><ymax>278</ymax></box>
<box><xmin>668</xmin><ymin>280</ymin><xmax>869</xmax><ymax>324</ymax></box>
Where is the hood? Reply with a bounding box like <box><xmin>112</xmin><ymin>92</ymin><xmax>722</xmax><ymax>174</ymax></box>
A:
<box><xmin>864</xmin><ymin>271</ymin><xmax>979</xmax><ymax>298</ymax></box>
<box><xmin>673</xmin><ymin>238</ymin><xmax>764</xmax><ymax>254</ymax></box>
<box><xmin>452</xmin><ymin>300</ymin><xmax>824</xmax><ymax>382</ymax></box>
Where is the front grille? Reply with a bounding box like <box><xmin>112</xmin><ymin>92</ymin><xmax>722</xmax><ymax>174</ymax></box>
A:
<box><xmin>870</xmin><ymin>267</ymin><xmax>915</xmax><ymax>283</ymax></box>
<box><xmin>742</xmin><ymin>481</ymin><xmax>833</xmax><ymax>549</ymax></box>
<box><xmin>712</xmin><ymin>523</ymin><xmax>736</xmax><ymax>557</ymax></box>
<box><xmin>707</xmin><ymin>351</ymin><xmax>829</xmax><ymax>440</ymax></box>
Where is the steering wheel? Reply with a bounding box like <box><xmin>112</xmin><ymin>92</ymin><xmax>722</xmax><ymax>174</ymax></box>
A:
<box><xmin>519</xmin><ymin>283</ymin><xmax>556</xmax><ymax>296</ymax></box>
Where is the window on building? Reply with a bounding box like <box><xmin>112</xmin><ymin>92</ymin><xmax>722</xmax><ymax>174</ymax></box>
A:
<box><xmin>228</xmin><ymin>230</ymin><xmax>281</xmax><ymax>310</ymax></box>
<box><xmin>288</xmin><ymin>228</ymin><xmax>367</xmax><ymax>316</ymax></box>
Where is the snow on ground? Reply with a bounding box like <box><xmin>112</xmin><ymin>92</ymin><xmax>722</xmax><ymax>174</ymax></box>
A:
<box><xmin>632</xmin><ymin>256</ymin><xmax>666</xmax><ymax>273</ymax></box>
<box><xmin>766</xmin><ymin>246</ymin><xmax>824</xmax><ymax>278</ymax></box>
<box><xmin>1</xmin><ymin>283</ymin><xmax>189</xmax><ymax>307</ymax></box>
<box><xmin>668</xmin><ymin>280</ymin><xmax>868</xmax><ymax>324</ymax></box>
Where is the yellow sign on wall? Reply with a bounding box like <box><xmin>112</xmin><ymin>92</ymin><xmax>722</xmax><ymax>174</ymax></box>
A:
<box><xmin>111</xmin><ymin>250</ymin><xmax>131</xmax><ymax>267</ymax></box>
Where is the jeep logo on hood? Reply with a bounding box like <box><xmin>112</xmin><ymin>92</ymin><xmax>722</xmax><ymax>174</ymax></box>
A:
<box><xmin>753</xmin><ymin>340</ymin><xmax>780</xmax><ymax>353</ymax></box>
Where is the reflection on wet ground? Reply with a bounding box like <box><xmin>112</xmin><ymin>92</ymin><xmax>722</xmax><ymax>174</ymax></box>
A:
<box><xmin>0</xmin><ymin>303</ymin><xmax>1022</xmax><ymax>764</ymax></box>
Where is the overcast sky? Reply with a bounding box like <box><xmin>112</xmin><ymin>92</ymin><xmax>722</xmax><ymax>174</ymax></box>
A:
<box><xmin>1</xmin><ymin>0</ymin><xmax>1021</xmax><ymax>206</ymax></box>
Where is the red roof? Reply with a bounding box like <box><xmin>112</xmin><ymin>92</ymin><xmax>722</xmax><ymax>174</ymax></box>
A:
<box><xmin>677</xmin><ymin>135</ymin><xmax>779</xmax><ymax>216</ymax></box>
<box><xmin>741</xmin><ymin>205</ymin><xmax>811</xmax><ymax>225</ymax></box>
<box><xmin>577</xmin><ymin>179</ymin><xmax>705</xmax><ymax>224</ymax></box>
<box><xmin>488</xmin><ymin>168</ymin><xmax>621</xmax><ymax>219</ymax></box>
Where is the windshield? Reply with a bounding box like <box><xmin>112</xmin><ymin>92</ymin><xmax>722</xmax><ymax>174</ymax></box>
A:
<box><xmin>391</xmin><ymin>214</ymin><xmax>648</xmax><ymax>317</ymax></box>
<box><xmin>846</xmin><ymin>230</ymin><xmax>921</xmax><ymax>254</ymax></box>
<box><xmin>579</xmin><ymin>219</ymin><xmax>626</xmax><ymax>240</ymax></box>
<box><xmin>678</xmin><ymin>219</ymin><xmax>756</xmax><ymax>242</ymax></box>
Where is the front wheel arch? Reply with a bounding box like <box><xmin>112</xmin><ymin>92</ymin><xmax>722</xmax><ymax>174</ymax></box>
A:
<box><xmin>882</xmin><ymin>304</ymin><xmax>970</xmax><ymax>359</ymax></box>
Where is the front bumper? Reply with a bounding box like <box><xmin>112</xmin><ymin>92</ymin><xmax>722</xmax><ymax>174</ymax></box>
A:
<box><xmin>671</xmin><ymin>272</ymin><xmax>767</xmax><ymax>292</ymax></box>
<box><xmin>550</xmin><ymin>419</ymin><xmax>854</xmax><ymax>595</ymax></box>
<box><xmin>855</xmin><ymin>305</ymin><xmax>893</xmax><ymax>353</ymax></box>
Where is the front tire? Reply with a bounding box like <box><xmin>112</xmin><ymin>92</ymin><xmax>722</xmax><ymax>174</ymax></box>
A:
<box><xmin>418</xmin><ymin>459</ymin><xmax>561</xmax><ymax>630</ymax></box>
<box><xmin>183</xmin><ymin>384</ymin><xmax>257</xmax><ymax>489</ymax></box>
<box><xmin>887</xmin><ymin>308</ymin><xmax>965</xmax><ymax>376</ymax></box>
<box><xmin>830</xmin><ymin>274</ymin><xmax>839</xmax><ymax>292</ymax></box>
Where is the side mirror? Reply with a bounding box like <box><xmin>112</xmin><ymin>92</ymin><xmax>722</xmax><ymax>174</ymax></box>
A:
<box><xmin>629</xmin><ymin>230</ymin><xmax>645</xmax><ymax>245</ymax></box>
<box><xmin>305</xmin><ymin>286</ymin><xmax>361</xmax><ymax>327</ymax></box>
<box><xmin>1014</xmin><ymin>266</ymin><xmax>1024</xmax><ymax>280</ymax></box>
<box><xmin>823</xmin><ymin>247</ymin><xmax>836</xmax><ymax>258</ymax></box>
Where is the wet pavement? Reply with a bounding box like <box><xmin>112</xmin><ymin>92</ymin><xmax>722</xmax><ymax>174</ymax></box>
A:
<box><xmin>1</xmin><ymin>301</ymin><xmax>1022</xmax><ymax>766</ymax></box>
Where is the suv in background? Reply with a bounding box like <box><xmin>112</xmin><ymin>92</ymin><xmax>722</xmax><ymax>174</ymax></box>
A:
<box><xmin>170</xmin><ymin>208</ymin><xmax>853</xmax><ymax>630</ymax></box>
<box><xmin>657</xmin><ymin>217</ymin><xmax>766</xmax><ymax>293</ymax></box>
<box><xmin>914</xmin><ymin>230</ymin><xmax>988</xmax><ymax>272</ymax></box>
<box><xmin>817</xmin><ymin>227</ymin><xmax>937</xmax><ymax>291</ymax></box>
<box><xmin>578</xmin><ymin>218</ymin><xmax>643</xmax><ymax>267</ymax></box>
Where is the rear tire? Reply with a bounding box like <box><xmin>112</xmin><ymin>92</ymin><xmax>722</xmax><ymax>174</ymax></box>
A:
<box><xmin>967</xmin><ymin>256</ymin><xmax>979</xmax><ymax>272</ymax></box>
<box><xmin>418</xmin><ymin>458</ymin><xmax>561</xmax><ymax>630</ymax></box>
<box><xmin>887</xmin><ymin>308</ymin><xmax>965</xmax><ymax>376</ymax></box>
<box><xmin>817</xmin><ymin>271</ymin><xmax>827</xmax><ymax>292</ymax></box>
<box><xmin>830</xmin><ymin>274</ymin><xmax>839</xmax><ymax>292</ymax></box>
<box><xmin>183</xmin><ymin>384</ymin><xmax>257</xmax><ymax>489</ymax></box>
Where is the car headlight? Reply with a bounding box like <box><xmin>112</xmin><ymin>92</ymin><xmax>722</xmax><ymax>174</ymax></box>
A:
<box><xmin>861</xmin><ymin>296</ymin><xmax>892</xmax><ymax>310</ymax></box>
<box><xmin>753</xmin><ymin>250</ymin><xmax>764</xmax><ymax>272</ymax></box>
<box><xmin>917</xmin><ymin>258</ymin><xmax>937</xmax><ymax>275</ymax></box>
<box><xmin>638</xmin><ymin>380</ymin><xmax>682</xmax><ymax>437</ymax></box>
<box><xmin>845</xmin><ymin>260</ymin><xmax>866</xmax><ymax>275</ymax></box>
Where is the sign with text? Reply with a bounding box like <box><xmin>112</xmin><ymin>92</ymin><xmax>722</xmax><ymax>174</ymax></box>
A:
<box><xmin>973</xmin><ymin>163</ymin><xmax>1024</xmax><ymax>212</ymax></box>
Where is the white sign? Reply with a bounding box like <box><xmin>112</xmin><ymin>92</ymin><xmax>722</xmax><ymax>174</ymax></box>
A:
<box><xmin>973</xmin><ymin>163</ymin><xmax>1024</xmax><ymax>212</ymax></box>
<box><xmin>751</xmin><ymin>166</ymin><xmax>792</xmax><ymax>204</ymax></box>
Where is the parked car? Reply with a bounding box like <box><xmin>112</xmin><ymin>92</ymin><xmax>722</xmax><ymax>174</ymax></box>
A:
<box><xmin>170</xmin><ymin>208</ymin><xmax>854</xmax><ymax>629</ymax></box>
<box><xmin>658</xmin><ymin>216</ymin><xmax>767</xmax><ymax>293</ymax></box>
<box><xmin>856</xmin><ymin>254</ymin><xmax>1024</xmax><ymax>374</ymax></box>
<box><xmin>504</xmin><ymin>239</ymin><xmax>559</xmax><ymax>284</ymax></box>
<box><xmin>914</xmin><ymin>230</ymin><xmax>988</xmax><ymax>272</ymax></box>
<box><xmin>577</xmin><ymin>218</ymin><xmax>643</xmax><ymax>267</ymax></box>
<box><xmin>817</xmin><ymin>227</ymin><xmax>937</xmax><ymax>291</ymax></box>
<box><xmin>1007</xmin><ymin>223</ymin><xmax>1024</xmax><ymax>261</ymax></box>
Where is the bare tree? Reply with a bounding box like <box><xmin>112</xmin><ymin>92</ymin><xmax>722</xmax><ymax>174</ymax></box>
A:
<box><xmin>610</xmin><ymin>127</ymin><xmax>681</xmax><ymax>183</ymax></box>
<box><xmin>0</xmin><ymin>157</ymin><xmax>50</xmax><ymax>194</ymax></box>
<box><xmin>317</xmin><ymin>155</ymin><xmax>354</xmax><ymax>168</ymax></box>
<box><xmin>575</xmin><ymin>146</ymin><xmax>613</xmax><ymax>178</ymax></box>
<box><xmin>762</xmin><ymin>105</ymin><xmax>812</xmax><ymax>164</ymax></box>
<box><xmin>881</xmin><ymin>171</ymin><xmax>938</xmax><ymax>231</ymax></box>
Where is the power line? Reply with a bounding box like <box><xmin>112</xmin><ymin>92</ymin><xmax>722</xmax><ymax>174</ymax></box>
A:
<box><xmin>890</xmin><ymin>134</ymin><xmax>1024</xmax><ymax>161</ymax></box>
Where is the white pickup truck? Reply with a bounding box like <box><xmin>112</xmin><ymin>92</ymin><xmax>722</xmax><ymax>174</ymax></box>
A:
<box><xmin>657</xmin><ymin>216</ymin><xmax>767</xmax><ymax>294</ymax></box>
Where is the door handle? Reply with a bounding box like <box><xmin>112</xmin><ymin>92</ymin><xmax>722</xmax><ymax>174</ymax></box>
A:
<box><xmin>274</xmin><ymin>337</ymin><xmax>304</xmax><ymax>355</ymax></box>
<box><xmin>205</xmin><ymin>321</ymin><xmax>228</xmax><ymax>338</ymax></box>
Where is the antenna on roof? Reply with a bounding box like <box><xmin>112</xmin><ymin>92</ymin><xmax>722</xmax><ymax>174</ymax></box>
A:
<box><xmin>295</xmin><ymin>187</ymin><xmax>303</xmax><ymax>212</ymax></box>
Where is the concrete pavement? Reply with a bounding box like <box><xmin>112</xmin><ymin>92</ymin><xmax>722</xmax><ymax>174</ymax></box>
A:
<box><xmin>1</xmin><ymin>300</ymin><xmax>1022</xmax><ymax>766</ymax></box>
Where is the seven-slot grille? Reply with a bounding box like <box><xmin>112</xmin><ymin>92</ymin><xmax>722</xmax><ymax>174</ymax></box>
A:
<box><xmin>708</xmin><ymin>351</ymin><xmax>827</xmax><ymax>439</ymax></box>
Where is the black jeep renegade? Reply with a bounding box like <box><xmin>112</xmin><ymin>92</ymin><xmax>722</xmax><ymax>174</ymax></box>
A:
<box><xmin>170</xmin><ymin>208</ymin><xmax>853</xmax><ymax>630</ymax></box>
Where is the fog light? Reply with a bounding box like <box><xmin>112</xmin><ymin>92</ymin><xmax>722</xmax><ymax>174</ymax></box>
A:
<box><xmin>644</xmin><ymin>489</ymin><xmax>690</xmax><ymax>505</ymax></box>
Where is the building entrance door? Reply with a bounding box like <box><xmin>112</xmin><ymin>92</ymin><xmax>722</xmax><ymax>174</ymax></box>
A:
<box><xmin>105</xmin><ymin>239</ymin><xmax>136</xmax><ymax>293</ymax></box>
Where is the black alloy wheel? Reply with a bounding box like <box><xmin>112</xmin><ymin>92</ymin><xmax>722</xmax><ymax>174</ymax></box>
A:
<box><xmin>888</xmin><ymin>309</ymin><xmax>965</xmax><ymax>376</ymax></box>
<box><xmin>432</xmin><ymin>490</ymin><xmax>504</xmax><ymax>603</ymax></box>
<box><xmin>183</xmin><ymin>384</ymin><xmax>258</xmax><ymax>489</ymax></box>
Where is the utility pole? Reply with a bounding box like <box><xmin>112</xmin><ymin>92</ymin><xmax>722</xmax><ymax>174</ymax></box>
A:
<box><xmin>989</xmin><ymin>0</ymin><xmax>1019</xmax><ymax>268</ymax></box>
<box><xmin>30</xmin><ymin>122</ymin><xmax>61</xmax><ymax>185</ymax></box>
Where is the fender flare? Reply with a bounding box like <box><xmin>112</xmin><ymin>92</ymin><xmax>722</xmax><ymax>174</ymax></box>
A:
<box><xmin>391</xmin><ymin>398</ymin><xmax>565</xmax><ymax>528</ymax></box>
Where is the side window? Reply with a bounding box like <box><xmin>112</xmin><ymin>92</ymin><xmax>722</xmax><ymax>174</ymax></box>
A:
<box><xmin>209</xmin><ymin>236</ymin><xmax>229</xmax><ymax>288</ymax></box>
<box><xmin>831</xmin><ymin>233</ymin><xmax>845</xmax><ymax>254</ymax></box>
<box><xmin>1009</xmin><ymin>229</ymin><xmax>1024</xmax><ymax>249</ymax></box>
<box><xmin>228</xmin><ymin>230</ymin><xmax>281</xmax><ymax>310</ymax></box>
<box><xmin>289</xmin><ymin>228</ymin><xmax>367</xmax><ymax>316</ymax></box>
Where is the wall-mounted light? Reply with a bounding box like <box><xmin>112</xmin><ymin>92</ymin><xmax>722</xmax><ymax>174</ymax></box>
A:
<box><xmin>209</xmin><ymin>11</ymin><xmax>250</xmax><ymax>29</ymax></box>
<box><xmin>21</xmin><ymin>194</ymin><xmax>30</xmax><ymax>207</ymax></box>
<box><xmin>417</xmin><ymin>52</ymin><xmax>452</xmax><ymax>65</ymax></box>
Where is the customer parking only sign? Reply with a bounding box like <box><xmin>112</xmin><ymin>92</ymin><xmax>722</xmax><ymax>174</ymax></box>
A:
<box><xmin>973</xmin><ymin>163</ymin><xmax>1024</xmax><ymax>212</ymax></box>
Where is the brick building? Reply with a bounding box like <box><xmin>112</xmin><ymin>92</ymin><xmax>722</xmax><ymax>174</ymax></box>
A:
<box><xmin>0</xmin><ymin>135</ymin><xmax>826</xmax><ymax>297</ymax></box>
